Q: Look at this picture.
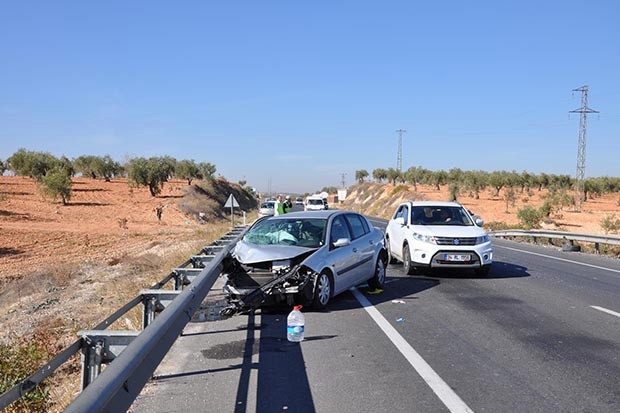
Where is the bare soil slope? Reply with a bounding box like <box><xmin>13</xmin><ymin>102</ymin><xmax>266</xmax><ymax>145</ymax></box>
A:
<box><xmin>340</xmin><ymin>182</ymin><xmax>620</xmax><ymax>234</ymax></box>
<box><xmin>0</xmin><ymin>177</ymin><xmax>253</xmax><ymax>340</ymax></box>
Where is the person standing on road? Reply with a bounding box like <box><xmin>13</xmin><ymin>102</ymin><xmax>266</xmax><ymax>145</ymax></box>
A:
<box><xmin>283</xmin><ymin>195</ymin><xmax>293</xmax><ymax>213</ymax></box>
<box><xmin>274</xmin><ymin>194</ymin><xmax>284</xmax><ymax>216</ymax></box>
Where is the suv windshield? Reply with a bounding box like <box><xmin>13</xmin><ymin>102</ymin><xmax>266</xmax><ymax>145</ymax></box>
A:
<box><xmin>411</xmin><ymin>206</ymin><xmax>474</xmax><ymax>226</ymax></box>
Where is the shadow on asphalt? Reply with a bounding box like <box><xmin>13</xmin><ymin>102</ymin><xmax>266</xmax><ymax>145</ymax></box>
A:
<box><xmin>251</xmin><ymin>311</ymin><xmax>317</xmax><ymax>413</ymax></box>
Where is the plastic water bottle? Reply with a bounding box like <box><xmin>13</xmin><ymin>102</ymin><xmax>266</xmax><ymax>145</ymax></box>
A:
<box><xmin>287</xmin><ymin>305</ymin><xmax>305</xmax><ymax>342</ymax></box>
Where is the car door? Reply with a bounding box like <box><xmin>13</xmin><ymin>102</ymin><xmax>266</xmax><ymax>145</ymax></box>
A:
<box><xmin>388</xmin><ymin>204</ymin><xmax>409</xmax><ymax>261</ymax></box>
<box><xmin>327</xmin><ymin>215</ymin><xmax>359</xmax><ymax>294</ymax></box>
<box><xmin>344</xmin><ymin>213</ymin><xmax>375</xmax><ymax>282</ymax></box>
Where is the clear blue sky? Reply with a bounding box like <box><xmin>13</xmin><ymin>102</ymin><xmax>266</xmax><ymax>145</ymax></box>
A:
<box><xmin>1</xmin><ymin>1</ymin><xmax>618</xmax><ymax>194</ymax></box>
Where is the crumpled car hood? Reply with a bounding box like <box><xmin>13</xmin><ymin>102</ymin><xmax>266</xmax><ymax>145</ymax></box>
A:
<box><xmin>233</xmin><ymin>239</ymin><xmax>315</xmax><ymax>264</ymax></box>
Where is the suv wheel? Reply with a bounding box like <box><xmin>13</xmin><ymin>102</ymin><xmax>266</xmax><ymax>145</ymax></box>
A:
<box><xmin>402</xmin><ymin>244</ymin><xmax>415</xmax><ymax>275</ymax></box>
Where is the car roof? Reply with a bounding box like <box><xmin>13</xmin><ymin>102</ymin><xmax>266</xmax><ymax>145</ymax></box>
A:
<box><xmin>404</xmin><ymin>201</ymin><xmax>464</xmax><ymax>207</ymax></box>
<box><xmin>266</xmin><ymin>210</ymin><xmax>345</xmax><ymax>220</ymax></box>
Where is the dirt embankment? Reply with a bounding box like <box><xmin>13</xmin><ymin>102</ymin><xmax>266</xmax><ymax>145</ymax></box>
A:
<box><xmin>0</xmin><ymin>176</ymin><xmax>257</xmax><ymax>342</ymax></box>
<box><xmin>339</xmin><ymin>181</ymin><xmax>620</xmax><ymax>234</ymax></box>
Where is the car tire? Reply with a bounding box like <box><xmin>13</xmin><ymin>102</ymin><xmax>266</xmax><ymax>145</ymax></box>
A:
<box><xmin>313</xmin><ymin>271</ymin><xmax>332</xmax><ymax>310</ymax></box>
<box><xmin>386</xmin><ymin>236</ymin><xmax>397</xmax><ymax>264</ymax></box>
<box><xmin>402</xmin><ymin>244</ymin><xmax>417</xmax><ymax>276</ymax></box>
<box><xmin>368</xmin><ymin>257</ymin><xmax>386</xmax><ymax>290</ymax></box>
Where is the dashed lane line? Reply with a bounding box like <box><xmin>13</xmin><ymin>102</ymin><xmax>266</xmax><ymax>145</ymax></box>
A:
<box><xmin>591</xmin><ymin>305</ymin><xmax>620</xmax><ymax>318</ymax></box>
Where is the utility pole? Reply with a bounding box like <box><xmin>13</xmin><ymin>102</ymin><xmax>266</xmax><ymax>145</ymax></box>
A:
<box><xmin>340</xmin><ymin>173</ymin><xmax>347</xmax><ymax>188</ymax></box>
<box><xmin>569</xmin><ymin>86</ymin><xmax>598</xmax><ymax>211</ymax></box>
<box><xmin>396</xmin><ymin>129</ymin><xmax>407</xmax><ymax>172</ymax></box>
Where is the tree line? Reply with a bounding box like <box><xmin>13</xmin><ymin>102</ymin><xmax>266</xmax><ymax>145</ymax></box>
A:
<box><xmin>1</xmin><ymin>149</ymin><xmax>218</xmax><ymax>204</ymax></box>
<box><xmin>355</xmin><ymin>166</ymin><xmax>620</xmax><ymax>203</ymax></box>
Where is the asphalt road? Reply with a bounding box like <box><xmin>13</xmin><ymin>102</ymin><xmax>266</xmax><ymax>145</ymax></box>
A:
<box><xmin>130</xmin><ymin>236</ymin><xmax>620</xmax><ymax>413</ymax></box>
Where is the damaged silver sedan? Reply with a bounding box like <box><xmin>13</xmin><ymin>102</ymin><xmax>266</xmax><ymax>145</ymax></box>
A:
<box><xmin>221</xmin><ymin>210</ymin><xmax>388</xmax><ymax>315</ymax></box>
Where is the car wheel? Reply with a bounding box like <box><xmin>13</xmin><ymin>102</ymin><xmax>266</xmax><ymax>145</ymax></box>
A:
<box><xmin>368</xmin><ymin>257</ymin><xmax>386</xmax><ymax>290</ymax></box>
<box><xmin>402</xmin><ymin>244</ymin><xmax>417</xmax><ymax>275</ymax></box>
<box><xmin>313</xmin><ymin>271</ymin><xmax>332</xmax><ymax>309</ymax></box>
<box><xmin>386</xmin><ymin>236</ymin><xmax>397</xmax><ymax>264</ymax></box>
<box><xmin>475</xmin><ymin>265</ymin><xmax>491</xmax><ymax>277</ymax></box>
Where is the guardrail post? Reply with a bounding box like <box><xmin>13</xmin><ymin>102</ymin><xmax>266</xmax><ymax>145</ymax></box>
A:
<box><xmin>594</xmin><ymin>242</ymin><xmax>600</xmax><ymax>254</ymax></box>
<box><xmin>172</xmin><ymin>268</ymin><xmax>203</xmax><ymax>290</ymax></box>
<box><xmin>78</xmin><ymin>331</ymin><xmax>141</xmax><ymax>390</ymax></box>
<box><xmin>81</xmin><ymin>338</ymin><xmax>104</xmax><ymax>390</ymax></box>
<box><xmin>141</xmin><ymin>290</ymin><xmax>183</xmax><ymax>329</ymax></box>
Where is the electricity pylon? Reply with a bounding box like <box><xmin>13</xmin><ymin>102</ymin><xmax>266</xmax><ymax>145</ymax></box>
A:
<box><xmin>569</xmin><ymin>86</ymin><xmax>598</xmax><ymax>211</ymax></box>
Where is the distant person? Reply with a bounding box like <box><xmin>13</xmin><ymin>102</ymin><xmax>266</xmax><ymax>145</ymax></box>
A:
<box><xmin>274</xmin><ymin>194</ymin><xmax>284</xmax><ymax>216</ymax></box>
<box><xmin>155</xmin><ymin>205</ymin><xmax>164</xmax><ymax>221</ymax></box>
<box><xmin>283</xmin><ymin>195</ymin><xmax>293</xmax><ymax>213</ymax></box>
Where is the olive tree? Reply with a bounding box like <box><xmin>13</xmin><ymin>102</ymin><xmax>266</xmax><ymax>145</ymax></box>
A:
<box><xmin>176</xmin><ymin>159</ymin><xmax>201</xmax><ymax>185</ymax></box>
<box><xmin>39</xmin><ymin>166</ymin><xmax>72</xmax><ymax>205</ymax></box>
<box><xmin>198</xmin><ymin>162</ymin><xmax>216</xmax><ymax>181</ymax></box>
<box><xmin>127</xmin><ymin>156</ymin><xmax>176</xmax><ymax>196</ymax></box>
<box><xmin>355</xmin><ymin>169</ymin><xmax>369</xmax><ymax>183</ymax></box>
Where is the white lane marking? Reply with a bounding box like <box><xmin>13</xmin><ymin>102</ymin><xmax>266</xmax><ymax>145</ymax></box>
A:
<box><xmin>591</xmin><ymin>305</ymin><xmax>620</xmax><ymax>318</ymax></box>
<box><xmin>351</xmin><ymin>287</ymin><xmax>474</xmax><ymax>413</ymax></box>
<box><xmin>496</xmin><ymin>245</ymin><xmax>620</xmax><ymax>274</ymax></box>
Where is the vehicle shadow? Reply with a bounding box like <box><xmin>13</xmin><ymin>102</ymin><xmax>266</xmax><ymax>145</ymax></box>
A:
<box><xmin>304</xmin><ymin>261</ymin><xmax>530</xmax><ymax>313</ymax></box>
<box><xmin>424</xmin><ymin>260</ymin><xmax>530</xmax><ymax>280</ymax></box>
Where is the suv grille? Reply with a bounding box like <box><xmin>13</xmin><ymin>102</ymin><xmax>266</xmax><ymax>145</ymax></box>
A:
<box><xmin>436</xmin><ymin>237</ymin><xmax>477</xmax><ymax>246</ymax></box>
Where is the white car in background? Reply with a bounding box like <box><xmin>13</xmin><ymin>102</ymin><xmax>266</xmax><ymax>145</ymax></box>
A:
<box><xmin>385</xmin><ymin>201</ymin><xmax>493</xmax><ymax>276</ymax></box>
<box><xmin>305</xmin><ymin>197</ymin><xmax>326</xmax><ymax>211</ymax></box>
<box><xmin>258</xmin><ymin>201</ymin><xmax>276</xmax><ymax>218</ymax></box>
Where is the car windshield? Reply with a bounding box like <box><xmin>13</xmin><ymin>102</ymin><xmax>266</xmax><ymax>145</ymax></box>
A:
<box><xmin>308</xmin><ymin>199</ymin><xmax>323</xmax><ymax>206</ymax></box>
<box><xmin>411</xmin><ymin>206</ymin><xmax>474</xmax><ymax>226</ymax></box>
<box><xmin>260</xmin><ymin>202</ymin><xmax>274</xmax><ymax>209</ymax></box>
<box><xmin>244</xmin><ymin>217</ymin><xmax>327</xmax><ymax>248</ymax></box>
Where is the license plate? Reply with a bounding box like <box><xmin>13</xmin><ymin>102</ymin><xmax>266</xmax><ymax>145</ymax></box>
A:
<box><xmin>444</xmin><ymin>254</ymin><xmax>471</xmax><ymax>262</ymax></box>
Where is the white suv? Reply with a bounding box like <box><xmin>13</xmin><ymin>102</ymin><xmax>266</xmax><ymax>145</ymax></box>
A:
<box><xmin>305</xmin><ymin>197</ymin><xmax>326</xmax><ymax>211</ymax></box>
<box><xmin>385</xmin><ymin>201</ymin><xmax>493</xmax><ymax>276</ymax></box>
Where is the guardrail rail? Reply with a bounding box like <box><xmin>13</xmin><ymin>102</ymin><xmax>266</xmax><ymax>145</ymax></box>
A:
<box><xmin>489</xmin><ymin>228</ymin><xmax>620</xmax><ymax>253</ymax></box>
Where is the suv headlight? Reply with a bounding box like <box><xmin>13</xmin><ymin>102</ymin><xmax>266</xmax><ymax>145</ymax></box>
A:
<box><xmin>476</xmin><ymin>234</ymin><xmax>491</xmax><ymax>244</ymax></box>
<box><xmin>413</xmin><ymin>232</ymin><xmax>437</xmax><ymax>244</ymax></box>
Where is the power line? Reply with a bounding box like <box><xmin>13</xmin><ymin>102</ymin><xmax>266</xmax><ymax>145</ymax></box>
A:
<box><xmin>569</xmin><ymin>85</ymin><xmax>598</xmax><ymax>211</ymax></box>
<box><xmin>395</xmin><ymin>129</ymin><xmax>406</xmax><ymax>172</ymax></box>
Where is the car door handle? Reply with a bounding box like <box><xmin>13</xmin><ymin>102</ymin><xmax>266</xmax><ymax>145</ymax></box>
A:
<box><xmin>352</xmin><ymin>248</ymin><xmax>358</xmax><ymax>253</ymax></box>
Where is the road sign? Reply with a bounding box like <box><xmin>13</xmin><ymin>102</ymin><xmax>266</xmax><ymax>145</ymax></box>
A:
<box><xmin>224</xmin><ymin>194</ymin><xmax>239</xmax><ymax>208</ymax></box>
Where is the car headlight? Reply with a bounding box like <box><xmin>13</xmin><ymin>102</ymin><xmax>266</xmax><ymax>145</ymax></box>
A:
<box><xmin>412</xmin><ymin>232</ymin><xmax>437</xmax><ymax>244</ymax></box>
<box><xmin>476</xmin><ymin>234</ymin><xmax>491</xmax><ymax>244</ymax></box>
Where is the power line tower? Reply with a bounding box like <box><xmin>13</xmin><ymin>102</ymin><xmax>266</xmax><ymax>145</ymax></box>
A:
<box><xmin>340</xmin><ymin>172</ymin><xmax>347</xmax><ymax>188</ymax></box>
<box><xmin>395</xmin><ymin>129</ymin><xmax>407</xmax><ymax>172</ymax></box>
<box><xmin>569</xmin><ymin>85</ymin><xmax>598</xmax><ymax>211</ymax></box>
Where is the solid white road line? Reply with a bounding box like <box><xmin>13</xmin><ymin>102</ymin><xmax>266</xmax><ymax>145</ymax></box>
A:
<box><xmin>497</xmin><ymin>245</ymin><xmax>620</xmax><ymax>274</ymax></box>
<box><xmin>591</xmin><ymin>305</ymin><xmax>620</xmax><ymax>318</ymax></box>
<box><xmin>351</xmin><ymin>287</ymin><xmax>474</xmax><ymax>413</ymax></box>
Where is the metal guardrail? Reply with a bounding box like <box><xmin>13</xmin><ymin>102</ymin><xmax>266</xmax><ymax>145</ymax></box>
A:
<box><xmin>489</xmin><ymin>229</ymin><xmax>620</xmax><ymax>252</ymax></box>
<box><xmin>0</xmin><ymin>226</ymin><xmax>247</xmax><ymax>413</ymax></box>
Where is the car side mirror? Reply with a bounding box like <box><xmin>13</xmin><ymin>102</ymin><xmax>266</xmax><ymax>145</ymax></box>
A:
<box><xmin>333</xmin><ymin>238</ymin><xmax>350</xmax><ymax>248</ymax></box>
<box><xmin>394</xmin><ymin>216</ymin><xmax>405</xmax><ymax>226</ymax></box>
<box><xmin>475</xmin><ymin>217</ymin><xmax>484</xmax><ymax>226</ymax></box>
